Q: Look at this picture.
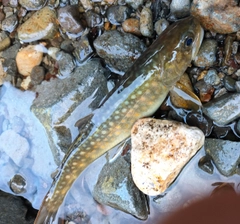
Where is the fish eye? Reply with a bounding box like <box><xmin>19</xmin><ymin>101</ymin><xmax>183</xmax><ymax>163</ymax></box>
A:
<box><xmin>185</xmin><ymin>36</ymin><xmax>193</xmax><ymax>47</ymax></box>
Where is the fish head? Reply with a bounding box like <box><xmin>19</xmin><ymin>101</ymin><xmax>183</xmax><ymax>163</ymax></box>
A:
<box><xmin>158</xmin><ymin>16</ymin><xmax>204</xmax><ymax>87</ymax></box>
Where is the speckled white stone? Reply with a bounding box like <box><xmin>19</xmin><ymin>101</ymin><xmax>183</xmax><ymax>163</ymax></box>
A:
<box><xmin>131</xmin><ymin>118</ymin><xmax>205</xmax><ymax>196</ymax></box>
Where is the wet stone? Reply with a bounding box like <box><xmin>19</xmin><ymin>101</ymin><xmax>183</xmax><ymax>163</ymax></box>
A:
<box><xmin>85</xmin><ymin>10</ymin><xmax>103</xmax><ymax>27</ymax></box>
<box><xmin>1</xmin><ymin>42</ymin><xmax>20</xmax><ymax>59</ymax></box>
<box><xmin>9</xmin><ymin>174</ymin><xmax>27</xmax><ymax>194</ymax></box>
<box><xmin>30</xmin><ymin>65</ymin><xmax>45</xmax><ymax>85</ymax></box>
<box><xmin>203</xmin><ymin>93</ymin><xmax>240</xmax><ymax>125</ymax></box>
<box><xmin>106</xmin><ymin>5</ymin><xmax>130</xmax><ymax>25</ymax></box>
<box><xmin>2</xmin><ymin>58</ymin><xmax>17</xmax><ymax>77</ymax></box>
<box><xmin>204</xmin><ymin>69</ymin><xmax>221</xmax><ymax>86</ymax></box>
<box><xmin>191</xmin><ymin>0</ymin><xmax>240</xmax><ymax>34</ymax></box>
<box><xmin>131</xmin><ymin>118</ymin><xmax>205</xmax><ymax>196</ymax></box>
<box><xmin>211</xmin><ymin>125</ymin><xmax>232</xmax><ymax>139</ymax></box>
<box><xmin>122</xmin><ymin>18</ymin><xmax>141</xmax><ymax>36</ymax></box>
<box><xmin>140</xmin><ymin>7</ymin><xmax>153</xmax><ymax>37</ymax></box>
<box><xmin>19</xmin><ymin>0</ymin><xmax>47</xmax><ymax>10</ymax></box>
<box><xmin>236</xmin><ymin>119</ymin><xmax>240</xmax><ymax>135</ymax></box>
<box><xmin>169</xmin><ymin>0</ymin><xmax>190</xmax><ymax>19</ymax></box>
<box><xmin>154</xmin><ymin>18</ymin><xmax>169</xmax><ymax>36</ymax></box>
<box><xmin>72</xmin><ymin>36</ymin><xmax>94</xmax><ymax>63</ymax></box>
<box><xmin>223</xmin><ymin>75</ymin><xmax>236</xmax><ymax>92</ymax></box>
<box><xmin>60</xmin><ymin>39</ymin><xmax>74</xmax><ymax>53</ymax></box>
<box><xmin>58</xmin><ymin>5</ymin><xmax>84</xmax><ymax>34</ymax></box>
<box><xmin>186</xmin><ymin>112</ymin><xmax>213</xmax><ymax>137</ymax></box>
<box><xmin>125</xmin><ymin>0</ymin><xmax>144</xmax><ymax>9</ymax></box>
<box><xmin>235</xmin><ymin>81</ymin><xmax>240</xmax><ymax>92</ymax></box>
<box><xmin>93</xmin><ymin>30</ymin><xmax>146</xmax><ymax>73</ymax></box>
<box><xmin>1</xmin><ymin>14</ymin><xmax>18</xmax><ymax>33</ymax></box>
<box><xmin>56</xmin><ymin>51</ymin><xmax>75</xmax><ymax>78</ymax></box>
<box><xmin>194</xmin><ymin>80</ymin><xmax>215</xmax><ymax>103</ymax></box>
<box><xmin>193</xmin><ymin>39</ymin><xmax>218</xmax><ymax>67</ymax></box>
<box><xmin>93</xmin><ymin>153</ymin><xmax>149</xmax><ymax>220</ymax></box>
<box><xmin>205</xmin><ymin>138</ymin><xmax>240</xmax><ymax>176</ymax></box>
<box><xmin>18</xmin><ymin>6</ymin><xmax>58</xmax><ymax>42</ymax></box>
<box><xmin>198</xmin><ymin>155</ymin><xmax>214</xmax><ymax>175</ymax></box>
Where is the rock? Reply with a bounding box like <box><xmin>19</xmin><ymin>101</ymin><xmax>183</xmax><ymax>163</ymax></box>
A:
<box><xmin>93</xmin><ymin>153</ymin><xmax>149</xmax><ymax>220</ymax></box>
<box><xmin>186</xmin><ymin>112</ymin><xmax>213</xmax><ymax>137</ymax></box>
<box><xmin>1</xmin><ymin>14</ymin><xmax>18</xmax><ymax>33</ymax></box>
<box><xmin>30</xmin><ymin>65</ymin><xmax>45</xmax><ymax>85</ymax></box>
<box><xmin>0</xmin><ymin>35</ymin><xmax>11</xmax><ymax>52</ymax></box>
<box><xmin>131</xmin><ymin>118</ymin><xmax>205</xmax><ymax>196</ymax></box>
<box><xmin>204</xmin><ymin>69</ymin><xmax>221</xmax><ymax>86</ymax></box>
<box><xmin>16</xmin><ymin>45</ymin><xmax>43</xmax><ymax>77</ymax></box>
<box><xmin>205</xmin><ymin>138</ymin><xmax>240</xmax><ymax>176</ymax></box>
<box><xmin>17</xmin><ymin>7</ymin><xmax>58</xmax><ymax>42</ymax></box>
<box><xmin>170</xmin><ymin>0</ymin><xmax>190</xmax><ymax>19</ymax></box>
<box><xmin>193</xmin><ymin>39</ymin><xmax>218</xmax><ymax>67</ymax></box>
<box><xmin>2</xmin><ymin>58</ymin><xmax>17</xmax><ymax>77</ymax></box>
<box><xmin>58</xmin><ymin>5</ymin><xmax>84</xmax><ymax>34</ymax></box>
<box><xmin>198</xmin><ymin>155</ymin><xmax>214</xmax><ymax>174</ymax></box>
<box><xmin>20</xmin><ymin>76</ymin><xmax>31</xmax><ymax>90</ymax></box>
<box><xmin>93</xmin><ymin>30</ymin><xmax>146</xmax><ymax>73</ymax></box>
<box><xmin>31</xmin><ymin>59</ymin><xmax>108</xmax><ymax>162</ymax></box>
<box><xmin>223</xmin><ymin>75</ymin><xmax>236</xmax><ymax>92</ymax></box>
<box><xmin>106</xmin><ymin>5</ymin><xmax>130</xmax><ymax>25</ymax></box>
<box><xmin>154</xmin><ymin>18</ymin><xmax>169</xmax><ymax>36</ymax></box>
<box><xmin>202</xmin><ymin>93</ymin><xmax>240</xmax><ymax>125</ymax></box>
<box><xmin>235</xmin><ymin>81</ymin><xmax>240</xmax><ymax>92</ymax></box>
<box><xmin>125</xmin><ymin>0</ymin><xmax>143</xmax><ymax>10</ymax></box>
<box><xmin>19</xmin><ymin>0</ymin><xmax>47</xmax><ymax>10</ymax></box>
<box><xmin>140</xmin><ymin>7</ymin><xmax>153</xmax><ymax>37</ymax></box>
<box><xmin>56</xmin><ymin>51</ymin><xmax>75</xmax><ymax>78</ymax></box>
<box><xmin>122</xmin><ymin>18</ymin><xmax>141</xmax><ymax>36</ymax></box>
<box><xmin>191</xmin><ymin>0</ymin><xmax>240</xmax><ymax>34</ymax></box>
<box><xmin>194</xmin><ymin>80</ymin><xmax>215</xmax><ymax>103</ymax></box>
<box><xmin>0</xmin><ymin>129</ymin><xmax>29</xmax><ymax>167</ymax></box>
<box><xmin>85</xmin><ymin>10</ymin><xmax>103</xmax><ymax>27</ymax></box>
<box><xmin>0</xmin><ymin>190</ymin><xmax>36</xmax><ymax>224</ymax></box>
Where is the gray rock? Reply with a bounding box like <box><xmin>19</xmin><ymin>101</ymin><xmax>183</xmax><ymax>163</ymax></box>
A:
<box><xmin>94</xmin><ymin>30</ymin><xmax>146</xmax><ymax>73</ymax></box>
<box><xmin>93</xmin><ymin>153</ymin><xmax>149</xmax><ymax>220</ymax></box>
<box><xmin>202</xmin><ymin>93</ymin><xmax>240</xmax><ymax>125</ymax></box>
<box><xmin>30</xmin><ymin>65</ymin><xmax>45</xmax><ymax>85</ymax></box>
<box><xmin>193</xmin><ymin>39</ymin><xmax>218</xmax><ymax>67</ymax></box>
<box><xmin>0</xmin><ymin>190</ymin><xmax>35</xmax><ymax>224</ymax></box>
<box><xmin>85</xmin><ymin>10</ymin><xmax>103</xmax><ymax>27</ymax></box>
<box><xmin>2</xmin><ymin>58</ymin><xmax>17</xmax><ymax>77</ymax></box>
<box><xmin>1</xmin><ymin>14</ymin><xmax>18</xmax><ymax>33</ymax></box>
<box><xmin>125</xmin><ymin>0</ymin><xmax>144</xmax><ymax>9</ymax></box>
<box><xmin>170</xmin><ymin>0</ymin><xmax>191</xmax><ymax>19</ymax></box>
<box><xmin>223</xmin><ymin>75</ymin><xmax>236</xmax><ymax>92</ymax></box>
<box><xmin>19</xmin><ymin>0</ymin><xmax>47</xmax><ymax>10</ymax></box>
<box><xmin>204</xmin><ymin>69</ymin><xmax>220</xmax><ymax>86</ymax></box>
<box><xmin>106</xmin><ymin>5</ymin><xmax>130</xmax><ymax>25</ymax></box>
<box><xmin>1</xmin><ymin>42</ymin><xmax>21</xmax><ymax>59</ymax></box>
<box><xmin>56</xmin><ymin>51</ymin><xmax>75</xmax><ymax>78</ymax></box>
<box><xmin>235</xmin><ymin>81</ymin><xmax>240</xmax><ymax>92</ymax></box>
<box><xmin>205</xmin><ymin>138</ymin><xmax>240</xmax><ymax>176</ymax></box>
<box><xmin>58</xmin><ymin>5</ymin><xmax>84</xmax><ymax>34</ymax></box>
<box><xmin>154</xmin><ymin>18</ymin><xmax>169</xmax><ymax>36</ymax></box>
<box><xmin>31</xmin><ymin>59</ymin><xmax>108</xmax><ymax>163</ymax></box>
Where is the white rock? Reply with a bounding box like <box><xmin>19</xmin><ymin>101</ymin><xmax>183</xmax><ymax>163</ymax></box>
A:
<box><xmin>131</xmin><ymin>118</ymin><xmax>205</xmax><ymax>196</ymax></box>
<box><xmin>0</xmin><ymin>129</ymin><xmax>29</xmax><ymax>166</ymax></box>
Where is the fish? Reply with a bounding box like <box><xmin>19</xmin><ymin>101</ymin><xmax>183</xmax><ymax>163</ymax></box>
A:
<box><xmin>34</xmin><ymin>16</ymin><xmax>204</xmax><ymax>224</ymax></box>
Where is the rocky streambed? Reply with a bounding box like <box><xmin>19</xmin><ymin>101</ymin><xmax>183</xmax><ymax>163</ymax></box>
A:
<box><xmin>1</xmin><ymin>0</ymin><xmax>240</xmax><ymax>223</ymax></box>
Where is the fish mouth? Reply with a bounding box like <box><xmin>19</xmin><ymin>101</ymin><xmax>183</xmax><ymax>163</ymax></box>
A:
<box><xmin>192</xmin><ymin>21</ymin><xmax>204</xmax><ymax>59</ymax></box>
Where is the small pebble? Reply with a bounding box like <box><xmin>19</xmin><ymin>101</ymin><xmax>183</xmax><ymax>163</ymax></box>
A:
<box><xmin>170</xmin><ymin>0</ymin><xmax>190</xmax><ymax>19</ymax></box>
<box><xmin>223</xmin><ymin>75</ymin><xmax>236</xmax><ymax>92</ymax></box>
<box><xmin>9</xmin><ymin>174</ymin><xmax>27</xmax><ymax>194</ymax></box>
<box><xmin>16</xmin><ymin>45</ymin><xmax>43</xmax><ymax>77</ymax></box>
<box><xmin>125</xmin><ymin>0</ymin><xmax>144</xmax><ymax>10</ymax></box>
<box><xmin>193</xmin><ymin>39</ymin><xmax>218</xmax><ymax>67</ymax></box>
<box><xmin>235</xmin><ymin>81</ymin><xmax>240</xmax><ymax>92</ymax></box>
<box><xmin>106</xmin><ymin>5</ymin><xmax>130</xmax><ymax>25</ymax></box>
<box><xmin>203</xmin><ymin>69</ymin><xmax>221</xmax><ymax>86</ymax></box>
<box><xmin>131</xmin><ymin>118</ymin><xmax>204</xmax><ymax>196</ymax></box>
<box><xmin>194</xmin><ymin>80</ymin><xmax>215</xmax><ymax>103</ymax></box>
<box><xmin>122</xmin><ymin>18</ymin><xmax>141</xmax><ymax>36</ymax></box>
<box><xmin>85</xmin><ymin>10</ymin><xmax>103</xmax><ymax>27</ymax></box>
<box><xmin>1</xmin><ymin>14</ymin><xmax>18</xmax><ymax>33</ymax></box>
<box><xmin>30</xmin><ymin>65</ymin><xmax>45</xmax><ymax>85</ymax></box>
<box><xmin>140</xmin><ymin>7</ymin><xmax>153</xmax><ymax>37</ymax></box>
<box><xmin>56</xmin><ymin>51</ymin><xmax>75</xmax><ymax>78</ymax></box>
<box><xmin>154</xmin><ymin>18</ymin><xmax>169</xmax><ymax>36</ymax></box>
<box><xmin>19</xmin><ymin>0</ymin><xmax>47</xmax><ymax>10</ymax></box>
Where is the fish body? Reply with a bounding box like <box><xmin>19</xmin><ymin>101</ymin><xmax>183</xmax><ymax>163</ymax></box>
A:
<box><xmin>35</xmin><ymin>16</ymin><xmax>203</xmax><ymax>223</ymax></box>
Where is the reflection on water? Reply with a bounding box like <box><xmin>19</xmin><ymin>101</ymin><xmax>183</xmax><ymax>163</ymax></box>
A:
<box><xmin>1</xmin><ymin>82</ymin><xmax>240</xmax><ymax>223</ymax></box>
<box><xmin>0</xmin><ymin>82</ymin><xmax>57</xmax><ymax>209</ymax></box>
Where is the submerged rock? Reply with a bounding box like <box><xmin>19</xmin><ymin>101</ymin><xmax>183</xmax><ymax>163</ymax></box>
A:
<box><xmin>93</xmin><ymin>153</ymin><xmax>149</xmax><ymax>220</ymax></box>
<box><xmin>131</xmin><ymin>118</ymin><xmax>204</xmax><ymax>196</ymax></box>
<box><xmin>202</xmin><ymin>93</ymin><xmax>240</xmax><ymax>125</ymax></box>
<box><xmin>205</xmin><ymin>138</ymin><xmax>240</xmax><ymax>176</ymax></box>
<box><xmin>32</xmin><ymin>59</ymin><xmax>108</xmax><ymax>164</ymax></box>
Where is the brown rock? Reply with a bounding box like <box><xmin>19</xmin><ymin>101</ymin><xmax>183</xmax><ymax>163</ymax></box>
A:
<box><xmin>122</xmin><ymin>18</ymin><xmax>141</xmax><ymax>36</ymax></box>
<box><xmin>191</xmin><ymin>0</ymin><xmax>240</xmax><ymax>34</ymax></box>
<box><xmin>16</xmin><ymin>45</ymin><xmax>43</xmax><ymax>77</ymax></box>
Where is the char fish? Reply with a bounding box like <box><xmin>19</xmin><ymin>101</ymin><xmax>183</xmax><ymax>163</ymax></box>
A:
<box><xmin>35</xmin><ymin>16</ymin><xmax>204</xmax><ymax>223</ymax></box>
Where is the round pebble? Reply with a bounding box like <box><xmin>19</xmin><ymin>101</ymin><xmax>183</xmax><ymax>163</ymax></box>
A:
<box><xmin>16</xmin><ymin>45</ymin><xmax>43</xmax><ymax>77</ymax></box>
<box><xmin>9</xmin><ymin>174</ymin><xmax>27</xmax><ymax>194</ymax></box>
<box><xmin>140</xmin><ymin>7</ymin><xmax>153</xmax><ymax>37</ymax></box>
<box><xmin>1</xmin><ymin>14</ymin><xmax>18</xmax><ymax>33</ymax></box>
<box><xmin>203</xmin><ymin>69</ymin><xmax>221</xmax><ymax>86</ymax></box>
<box><xmin>106</xmin><ymin>5</ymin><xmax>130</xmax><ymax>25</ymax></box>
<box><xmin>122</xmin><ymin>18</ymin><xmax>141</xmax><ymax>36</ymax></box>
<box><xmin>223</xmin><ymin>75</ymin><xmax>236</xmax><ymax>92</ymax></box>
<box><xmin>85</xmin><ymin>10</ymin><xmax>103</xmax><ymax>27</ymax></box>
<box><xmin>30</xmin><ymin>65</ymin><xmax>45</xmax><ymax>85</ymax></box>
<box><xmin>154</xmin><ymin>18</ymin><xmax>169</xmax><ymax>36</ymax></box>
<box><xmin>193</xmin><ymin>39</ymin><xmax>218</xmax><ymax>67</ymax></box>
<box><xmin>170</xmin><ymin>0</ymin><xmax>190</xmax><ymax>19</ymax></box>
<box><xmin>56</xmin><ymin>51</ymin><xmax>75</xmax><ymax>78</ymax></box>
<box><xmin>125</xmin><ymin>0</ymin><xmax>144</xmax><ymax>10</ymax></box>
